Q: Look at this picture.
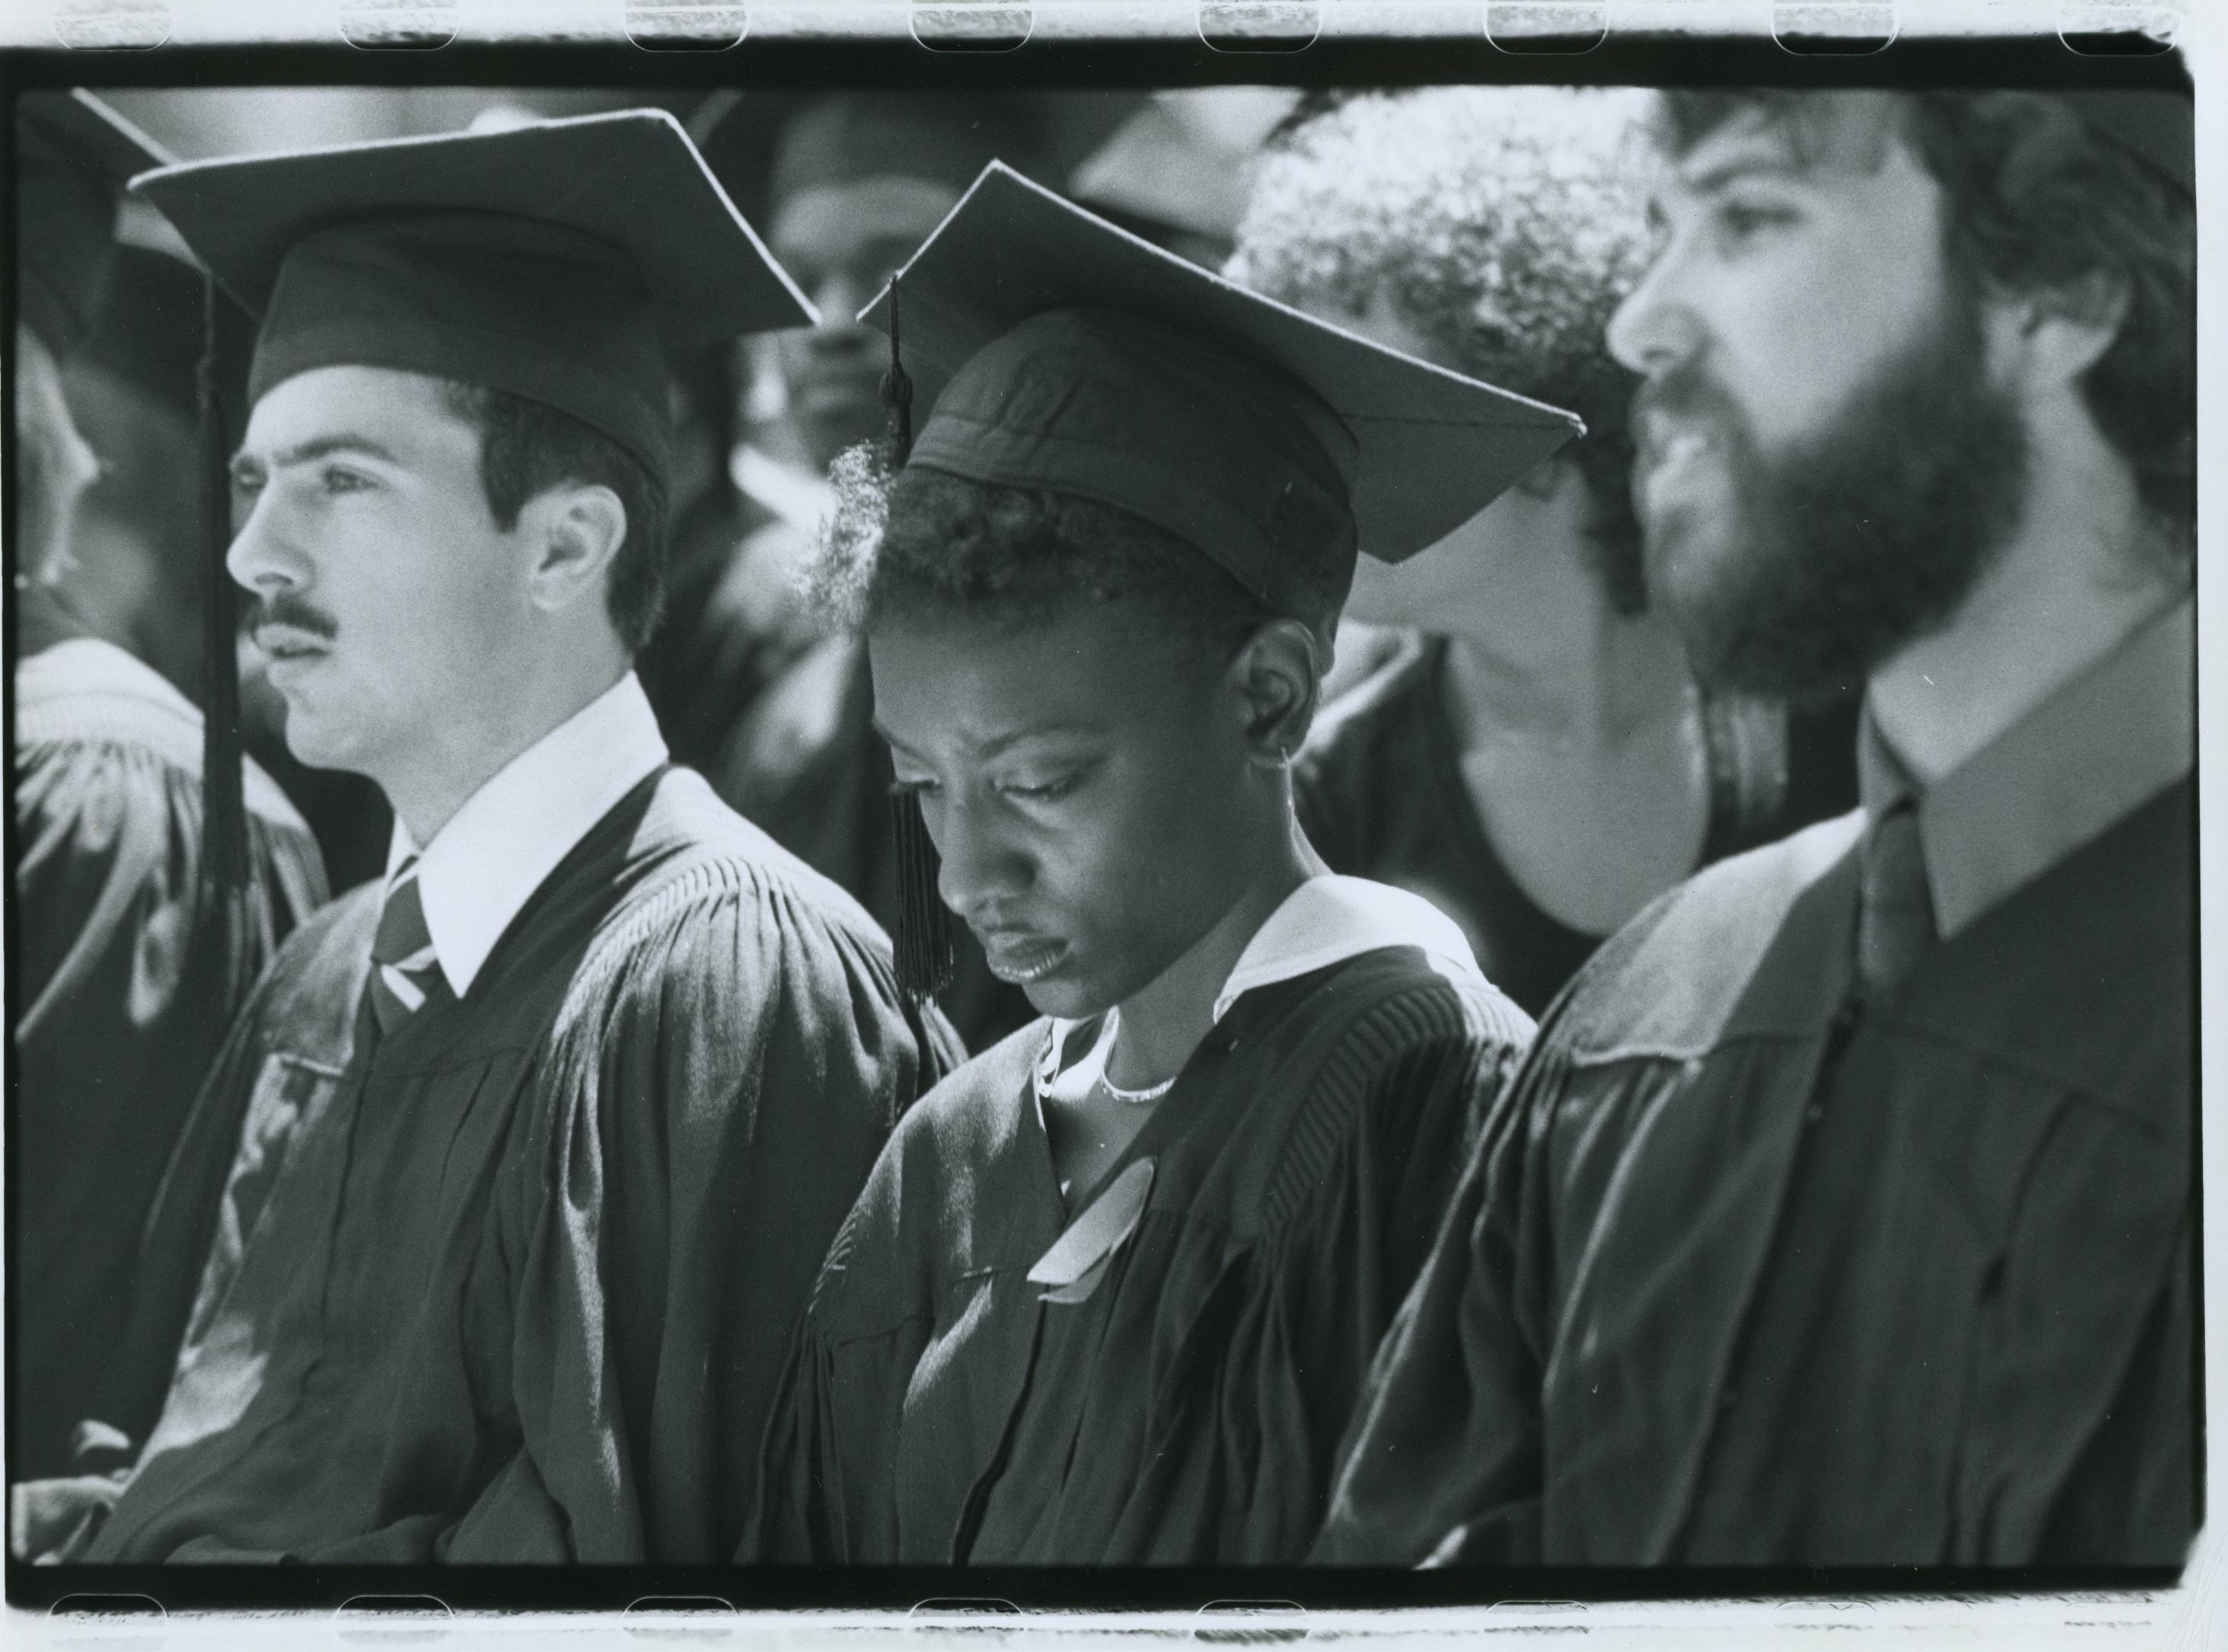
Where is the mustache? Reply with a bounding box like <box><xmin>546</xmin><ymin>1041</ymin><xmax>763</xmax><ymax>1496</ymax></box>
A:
<box><xmin>1631</xmin><ymin>360</ymin><xmax>1747</xmax><ymax>432</ymax></box>
<box><xmin>245</xmin><ymin>592</ymin><xmax>339</xmax><ymax>642</ymax></box>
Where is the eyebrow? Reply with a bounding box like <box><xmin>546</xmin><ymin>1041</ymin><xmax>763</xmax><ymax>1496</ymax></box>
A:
<box><xmin>236</xmin><ymin>434</ymin><xmax>406</xmax><ymax>472</ymax></box>
<box><xmin>1676</xmin><ymin>149</ymin><xmax>1802</xmax><ymax>198</ymax></box>
<box><xmin>873</xmin><ymin>718</ymin><xmax>1102</xmax><ymax>762</ymax></box>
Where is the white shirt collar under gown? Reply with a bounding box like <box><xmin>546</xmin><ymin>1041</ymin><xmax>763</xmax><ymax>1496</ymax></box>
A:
<box><xmin>1210</xmin><ymin>872</ymin><xmax>1484</xmax><ymax>1022</ymax></box>
<box><xmin>1039</xmin><ymin>873</ymin><xmax>1487</xmax><ymax>1095</ymax></box>
<box><xmin>383</xmin><ymin>671</ymin><xmax>669</xmax><ymax>1000</ymax></box>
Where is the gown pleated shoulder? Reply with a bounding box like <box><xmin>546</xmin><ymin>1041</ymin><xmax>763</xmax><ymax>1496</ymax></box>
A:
<box><xmin>747</xmin><ymin>941</ymin><xmax>1533</xmax><ymax>1565</ymax></box>
<box><xmin>78</xmin><ymin>767</ymin><xmax>960</xmax><ymax>1564</ymax></box>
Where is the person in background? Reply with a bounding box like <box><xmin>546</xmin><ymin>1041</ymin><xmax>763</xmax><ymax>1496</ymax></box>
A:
<box><xmin>12</xmin><ymin>111</ymin><xmax>956</xmax><ymax>1564</ymax></box>
<box><xmin>1227</xmin><ymin>87</ymin><xmax>1857</xmax><ymax>1018</ymax></box>
<box><xmin>10</xmin><ymin>91</ymin><xmax>328</xmax><ymax>1487</ymax></box>
<box><xmin>1314</xmin><ymin>88</ymin><xmax>2195</xmax><ymax>1567</ymax></box>
<box><xmin>630</xmin><ymin>334</ymin><xmax>786</xmax><ymax>773</ymax></box>
<box><xmin>1066</xmin><ymin>86</ymin><xmax>1301</xmax><ymax>270</ymax></box>
<box><xmin>747</xmin><ymin>165</ymin><xmax>1572</xmax><ymax>1564</ymax></box>
<box><xmin>691</xmin><ymin>92</ymin><xmax>1054</xmax><ymax>1052</ymax></box>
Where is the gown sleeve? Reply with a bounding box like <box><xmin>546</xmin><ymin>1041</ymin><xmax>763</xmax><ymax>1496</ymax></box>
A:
<box><xmin>11</xmin><ymin>730</ymin><xmax>330</xmax><ymax>1480</ymax></box>
<box><xmin>740</xmin><ymin>1135</ymin><xmax>933</xmax><ymax>1564</ymax></box>
<box><xmin>443</xmin><ymin>864</ymin><xmax>961</xmax><ymax>1564</ymax></box>
<box><xmin>1309</xmin><ymin>943</ymin><xmax>1640</xmax><ymax>1567</ymax></box>
<box><xmin>72</xmin><ymin>888</ymin><xmax>371</xmax><ymax>1474</ymax></box>
<box><xmin>1960</xmin><ymin>1023</ymin><xmax>2196</xmax><ymax>1564</ymax></box>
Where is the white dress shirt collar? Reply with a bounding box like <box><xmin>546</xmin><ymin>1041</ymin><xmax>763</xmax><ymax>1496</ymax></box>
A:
<box><xmin>385</xmin><ymin>671</ymin><xmax>668</xmax><ymax>998</ymax></box>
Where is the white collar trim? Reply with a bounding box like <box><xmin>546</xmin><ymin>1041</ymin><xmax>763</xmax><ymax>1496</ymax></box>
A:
<box><xmin>1210</xmin><ymin>873</ymin><xmax>1483</xmax><ymax>1023</ymax></box>
<box><xmin>1039</xmin><ymin>874</ymin><xmax>1484</xmax><ymax>1090</ymax></box>
<box><xmin>386</xmin><ymin>672</ymin><xmax>667</xmax><ymax>998</ymax></box>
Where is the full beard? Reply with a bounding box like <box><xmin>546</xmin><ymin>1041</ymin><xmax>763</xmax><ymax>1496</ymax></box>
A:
<box><xmin>1638</xmin><ymin>283</ymin><xmax>2029</xmax><ymax>707</ymax></box>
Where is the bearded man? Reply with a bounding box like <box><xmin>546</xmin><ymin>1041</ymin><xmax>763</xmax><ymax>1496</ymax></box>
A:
<box><xmin>1312</xmin><ymin>88</ymin><xmax>2195</xmax><ymax>1568</ymax></box>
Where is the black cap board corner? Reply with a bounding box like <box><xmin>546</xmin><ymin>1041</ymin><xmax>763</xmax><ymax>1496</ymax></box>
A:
<box><xmin>18</xmin><ymin>89</ymin><xmax>178</xmax><ymax>354</ymax></box>
<box><xmin>858</xmin><ymin>160</ymin><xmax>1585</xmax><ymax>565</ymax></box>
<box><xmin>127</xmin><ymin>108</ymin><xmax>817</xmax><ymax>338</ymax></box>
<box><xmin>128</xmin><ymin>108</ymin><xmax>818</xmax><ymax>497</ymax></box>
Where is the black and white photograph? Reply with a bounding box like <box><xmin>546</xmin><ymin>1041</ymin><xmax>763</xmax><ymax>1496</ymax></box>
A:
<box><xmin>0</xmin><ymin>5</ymin><xmax>2212</xmax><ymax>1639</ymax></box>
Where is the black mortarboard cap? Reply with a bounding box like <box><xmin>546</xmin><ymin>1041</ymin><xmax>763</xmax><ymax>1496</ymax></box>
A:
<box><xmin>130</xmin><ymin>110</ymin><xmax>815</xmax><ymax>488</ymax></box>
<box><xmin>18</xmin><ymin>90</ymin><xmax>176</xmax><ymax>354</ymax></box>
<box><xmin>863</xmin><ymin>162</ymin><xmax>1583</xmax><ymax>634</ymax></box>
<box><xmin>861</xmin><ymin>164</ymin><xmax>1579</xmax><ymax>1001</ymax></box>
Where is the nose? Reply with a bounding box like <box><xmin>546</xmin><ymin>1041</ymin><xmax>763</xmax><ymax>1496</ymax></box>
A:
<box><xmin>809</xmin><ymin>269</ymin><xmax>872</xmax><ymax>335</ymax></box>
<box><xmin>225</xmin><ymin>484</ymin><xmax>306</xmax><ymax>600</ymax></box>
<box><xmin>927</xmin><ymin>792</ymin><xmax>1035</xmax><ymax>924</ymax></box>
<box><xmin>1605</xmin><ymin>242</ymin><xmax>1704</xmax><ymax>379</ymax></box>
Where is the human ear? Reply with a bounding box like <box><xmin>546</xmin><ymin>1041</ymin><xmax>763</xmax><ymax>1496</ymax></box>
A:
<box><xmin>1228</xmin><ymin>618</ymin><xmax>1323</xmax><ymax>769</ymax></box>
<box><xmin>1995</xmin><ymin>270</ymin><xmax>2130</xmax><ymax>395</ymax></box>
<box><xmin>522</xmin><ymin>482</ymin><xmax>629</xmax><ymax>616</ymax></box>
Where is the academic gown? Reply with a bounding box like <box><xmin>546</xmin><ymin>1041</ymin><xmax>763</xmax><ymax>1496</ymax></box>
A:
<box><xmin>78</xmin><ymin>767</ymin><xmax>959</xmax><ymax>1564</ymax></box>
<box><xmin>11</xmin><ymin>637</ymin><xmax>328</xmax><ymax>1483</ymax></box>
<box><xmin>747</xmin><ymin>945</ymin><xmax>1533</xmax><ymax>1565</ymax></box>
<box><xmin>1313</xmin><ymin>781</ymin><xmax>2196</xmax><ymax>1567</ymax></box>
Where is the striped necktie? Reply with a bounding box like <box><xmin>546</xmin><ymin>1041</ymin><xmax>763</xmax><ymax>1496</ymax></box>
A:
<box><xmin>368</xmin><ymin>856</ymin><xmax>446</xmax><ymax>1036</ymax></box>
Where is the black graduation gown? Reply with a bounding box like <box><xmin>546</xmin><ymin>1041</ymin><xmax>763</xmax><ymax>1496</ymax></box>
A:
<box><xmin>11</xmin><ymin>639</ymin><xmax>329</xmax><ymax>1482</ymax></box>
<box><xmin>78</xmin><ymin>767</ymin><xmax>959</xmax><ymax>1564</ymax></box>
<box><xmin>1314</xmin><ymin>783</ymin><xmax>2196</xmax><ymax>1567</ymax></box>
<box><xmin>1295</xmin><ymin>632</ymin><xmax>1859</xmax><ymax>1016</ymax></box>
<box><xmin>747</xmin><ymin>946</ymin><xmax>1534</xmax><ymax>1564</ymax></box>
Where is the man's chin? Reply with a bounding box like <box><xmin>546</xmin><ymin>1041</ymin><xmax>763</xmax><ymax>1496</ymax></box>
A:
<box><xmin>279</xmin><ymin>712</ymin><xmax>371</xmax><ymax>776</ymax></box>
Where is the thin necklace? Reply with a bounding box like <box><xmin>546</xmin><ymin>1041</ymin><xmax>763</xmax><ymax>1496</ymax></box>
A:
<box><xmin>1097</xmin><ymin>1068</ymin><xmax>1178</xmax><ymax>1106</ymax></box>
<box><xmin>1096</xmin><ymin>1008</ymin><xmax>1178</xmax><ymax>1105</ymax></box>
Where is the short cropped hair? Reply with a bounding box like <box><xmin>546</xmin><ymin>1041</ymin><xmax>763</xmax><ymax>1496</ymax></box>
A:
<box><xmin>809</xmin><ymin>443</ymin><xmax>1280</xmax><ymax>668</ymax></box>
<box><xmin>1653</xmin><ymin>88</ymin><xmax>2196</xmax><ymax>550</ymax></box>
<box><xmin>439</xmin><ymin>381</ymin><xmax>672</xmax><ymax>653</ymax></box>
<box><xmin>1226</xmin><ymin>86</ymin><xmax>1656</xmax><ymax>613</ymax></box>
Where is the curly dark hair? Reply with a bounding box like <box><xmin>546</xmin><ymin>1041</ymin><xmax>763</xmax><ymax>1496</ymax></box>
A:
<box><xmin>808</xmin><ymin>443</ymin><xmax>1280</xmax><ymax>668</ymax></box>
<box><xmin>1653</xmin><ymin>88</ymin><xmax>2195</xmax><ymax>555</ymax></box>
<box><xmin>439</xmin><ymin>381</ymin><xmax>672</xmax><ymax>654</ymax></box>
<box><xmin>1227</xmin><ymin>86</ymin><xmax>1656</xmax><ymax>614</ymax></box>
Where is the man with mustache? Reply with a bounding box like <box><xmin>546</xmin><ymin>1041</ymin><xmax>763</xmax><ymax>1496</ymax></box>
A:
<box><xmin>1314</xmin><ymin>88</ymin><xmax>2194</xmax><ymax>1567</ymax></box>
<box><xmin>14</xmin><ymin>111</ymin><xmax>956</xmax><ymax>1564</ymax></box>
<box><xmin>10</xmin><ymin>91</ymin><xmax>328</xmax><ymax>1489</ymax></box>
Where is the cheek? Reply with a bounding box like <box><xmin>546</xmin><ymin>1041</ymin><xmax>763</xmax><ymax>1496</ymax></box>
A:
<box><xmin>1715</xmin><ymin>240</ymin><xmax>1944</xmax><ymax>443</ymax></box>
<box><xmin>1070</xmin><ymin>744</ymin><xmax>1241</xmax><ymax>922</ymax></box>
<box><xmin>337</xmin><ymin>509</ymin><xmax>512</xmax><ymax>666</ymax></box>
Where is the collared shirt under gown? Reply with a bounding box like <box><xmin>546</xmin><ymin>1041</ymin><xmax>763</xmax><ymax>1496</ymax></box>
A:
<box><xmin>1314</xmin><ymin>599</ymin><xmax>2197</xmax><ymax>1567</ymax></box>
<box><xmin>748</xmin><ymin>940</ymin><xmax>1533</xmax><ymax>1564</ymax></box>
<box><xmin>78</xmin><ymin>767</ymin><xmax>959</xmax><ymax>1563</ymax></box>
<box><xmin>11</xmin><ymin>636</ymin><xmax>328</xmax><ymax>1482</ymax></box>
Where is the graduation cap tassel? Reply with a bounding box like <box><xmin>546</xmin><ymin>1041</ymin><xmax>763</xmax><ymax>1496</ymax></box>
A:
<box><xmin>197</xmin><ymin>273</ymin><xmax>250</xmax><ymax>920</ymax></box>
<box><xmin>879</xmin><ymin>267</ymin><xmax>915</xmax><ymax>466</ymax></box>
<box><xmin>879</xmin><ymin>271</ymin><xmax>957</xmax><ymax>1004</ymax></box>
<box><xmin>889</xmin><ymin>790</ymin><xmax>956</xmax><ymax>1004</ymax></box>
